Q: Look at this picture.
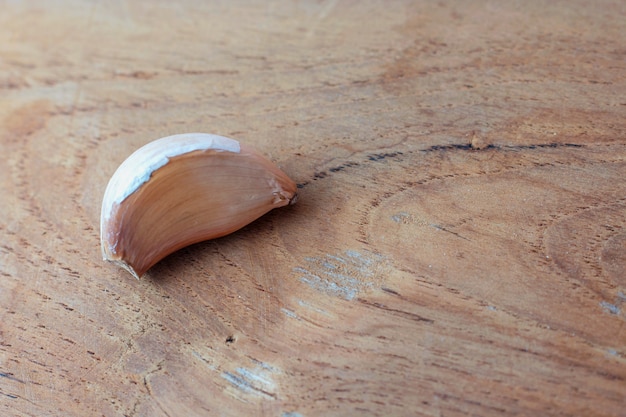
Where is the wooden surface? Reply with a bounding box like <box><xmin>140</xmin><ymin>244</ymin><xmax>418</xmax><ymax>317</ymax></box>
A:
<box><xmin>1</xmin><ymin>1</ymin><xmax>625</xmax><ymax>416</ymax></box>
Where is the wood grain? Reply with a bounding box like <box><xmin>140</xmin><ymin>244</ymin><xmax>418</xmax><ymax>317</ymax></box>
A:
<box><xmin>1</xmin><ymin>1</ymin><xmax>625</xmax><ymax>416</ymax></box>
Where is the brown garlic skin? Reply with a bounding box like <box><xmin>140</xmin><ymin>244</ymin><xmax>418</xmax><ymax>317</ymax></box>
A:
<box><xmin>100</xmin><ymin>133</ymin><xmax>297</xmax><ymax>278</ymax></box>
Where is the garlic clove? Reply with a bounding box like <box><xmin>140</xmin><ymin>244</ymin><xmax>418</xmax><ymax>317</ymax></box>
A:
<box><xmin>100</xmin><ymin>133</ymin><xmax>297</xmax><ymax>278</ymax></box>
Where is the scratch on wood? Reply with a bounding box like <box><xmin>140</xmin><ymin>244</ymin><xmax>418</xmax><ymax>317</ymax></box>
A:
<box><xmin>222</xmin><ymin>361</ymin><xmax>279</xmax><ymax>400</ymax></box>
<box><xmin>600</xmin><ymin>301</ymin><xmax>621</xmax><ymax>315</ymax></box>
<box><xmin>358</xmin><ymin>299</ymin><xmax>435</xmax><ymax>324</ymax></box>
<box><xmin>297</xmin><ymin>299</ymin><xmax>330</xmax><ymax>315</ymax></box>
<box><xmin>1</xmin><ymin>391</ymin><xmax>18</xmax><ymax>399</ymax></box>
<box><xmin>295</xmin><ymin>250</ymin><xmax>385</xmax><ymax>300</ymax></box>
<box><xmin>282</xmin><ymin>412</ymin><xmax>305</xmax><ymax>417</ymax></box>
<box><xmin>381</xmin><ymin>287</ymin><xmax>400</xmax><ymax>296</ymax></box>
<box><xmin>430</xmin><ymin>224</ymin><xmax>471</xmax><ymax>241</ymax></box>
<box><xmin>281</xmin><ymin>308</ymin><xmax>300</xmax><ymax>320</ymax></box>
<box><xmin>0</xmin><ymin>372</ymin><xmax>25</xmax><ymax>384</ymax></box>
<box><xmin>192</xmin><ymin>351</ymin><xmax>217</xmax><ymax>370</ymax></box>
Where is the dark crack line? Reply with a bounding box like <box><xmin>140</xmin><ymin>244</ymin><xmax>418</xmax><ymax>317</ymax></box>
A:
<box><xmin>358</xmin><ymin>299</ymin><xmax>434</xmax><ymax>324</ymax></box>
<box><xmin>431</xmin><ymin>224</ymin><xmax>471</xmax><ymax>241</ymax></box>
<box><xmin>0</xmin><ymin>371</ymin><xmax>25</xmax><ymax>384</ymax></box>
<box><xmin>297</xmin><ymin>141</ymin><xmax>587</xmax><ymax>188</ymax></box>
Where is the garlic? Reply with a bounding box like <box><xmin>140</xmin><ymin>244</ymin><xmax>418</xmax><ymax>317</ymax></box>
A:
<box><xmin>100</xmin><ymin>133</ymin><xmax>297</xmax><ymax>278</ymax></box>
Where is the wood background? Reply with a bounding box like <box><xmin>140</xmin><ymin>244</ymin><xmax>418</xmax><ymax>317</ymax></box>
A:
<box><xmin>1</xmin><ymin>1</ymin><xmax>625</xmax><ymax>416</ymax></box>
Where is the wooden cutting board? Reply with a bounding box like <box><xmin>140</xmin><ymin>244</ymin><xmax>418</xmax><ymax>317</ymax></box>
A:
<box><xmin>1</xmin><ymin>1</ymin><xmax>625</xmax><ymax>416</ymax></box>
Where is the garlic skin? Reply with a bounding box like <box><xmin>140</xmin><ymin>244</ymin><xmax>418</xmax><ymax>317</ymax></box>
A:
<box><xmin>100</xmin><ymin>133</ymin><xmax>297</xmax><ymax>278</ymax></box>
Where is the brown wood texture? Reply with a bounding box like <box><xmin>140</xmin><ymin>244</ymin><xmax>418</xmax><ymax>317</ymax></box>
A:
<box><xmin>1</xmin><ymin>1</ymin><xmax>625</xmax><ymax>416</ymax></box>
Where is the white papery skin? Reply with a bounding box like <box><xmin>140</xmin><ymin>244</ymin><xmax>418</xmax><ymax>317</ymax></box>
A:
<box><xmin>101</xmin><ymin>133</ymin><xmax>240</xmax><ymax>221</ymax></box>
<box><xmin>100</xmin><ymin>133</ymin><xmax>297</xmax><ymax>279</ymax></box>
